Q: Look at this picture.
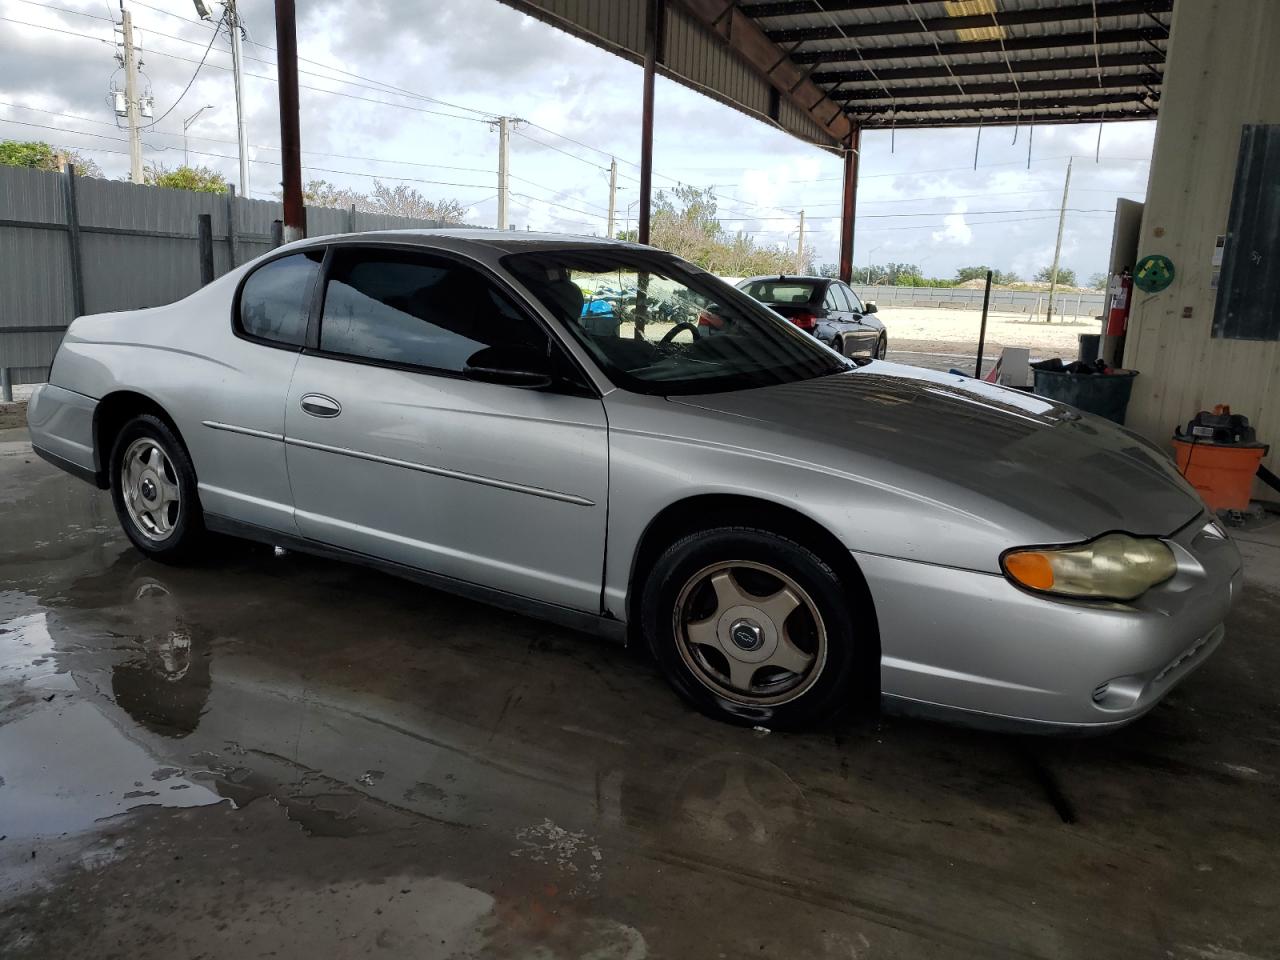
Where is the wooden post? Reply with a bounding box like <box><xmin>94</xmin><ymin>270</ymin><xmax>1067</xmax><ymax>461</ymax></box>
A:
<box><xmin>197</xmin><ymin>214</ymin><xmax>215</xmax><ymax>285</ymax></box>
<box><xmin>227</xmin><ymin>184</ymin><xmax>240</xmax><ymax>268</ymax></box>
<box><xmin>62</xmin><ymin>165</ymin><xmax>85</xmax><ymax>317</ymax></box>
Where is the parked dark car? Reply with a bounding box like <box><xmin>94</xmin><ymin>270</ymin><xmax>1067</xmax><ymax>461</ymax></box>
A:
<box><xmin>737</xmin><ymin>275</ymin><xmax>886</xmax><ymax>359</ymax></box>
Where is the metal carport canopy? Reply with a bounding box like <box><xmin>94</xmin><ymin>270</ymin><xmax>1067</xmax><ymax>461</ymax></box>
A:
<box><xmin>493</xmin><ymin>0</ymin><xmax>1170</xmax><ymax>276</ymax></box>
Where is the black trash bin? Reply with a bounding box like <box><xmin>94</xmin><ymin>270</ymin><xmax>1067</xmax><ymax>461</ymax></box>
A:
<box><xmin>1031</xmin><ymin>369</ymin><xmax>1137</xmax><ymax>424</ymax></box>
<box><xmin>1077</xmin><ymin>332</ymin><xmax>1101</xmax><ymax>364</ymax></box>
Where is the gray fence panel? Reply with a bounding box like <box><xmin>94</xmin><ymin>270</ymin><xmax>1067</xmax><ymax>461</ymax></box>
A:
<box><xmin>849</xmin><ymin>284</ymin><xmax>1106</xmax><ymax>315</ymax></box>
<box><xmin>0</xmin><ymin>166</ymin><xmax>486</xmax><ymax>385</ymax></box>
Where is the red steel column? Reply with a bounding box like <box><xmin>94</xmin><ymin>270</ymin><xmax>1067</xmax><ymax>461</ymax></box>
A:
<box><xmin>838</xmin><ymin>126</ymin><xmax>860</xmax><ymax>283</ymax></box>
<box><xmin>274</xmin><ymin>0</ymin><xmax>306</xmax><ymax>241</ymax></box>
<box><xmin>638</xmin><ymin>0</ymin><xmax>663</xmax><ymax>245</ymax></box>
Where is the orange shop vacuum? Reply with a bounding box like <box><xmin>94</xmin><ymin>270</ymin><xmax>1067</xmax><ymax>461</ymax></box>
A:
<box><xmin>1172</xmin><ymin>406</ymin><xmax>1268</xmax><ymax>513</ymax></box>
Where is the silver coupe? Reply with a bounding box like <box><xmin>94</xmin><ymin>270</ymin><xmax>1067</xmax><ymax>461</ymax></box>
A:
<box><xmin>27</xmin><ymin>230</ymin><xmax>1242</xmax><ymax>732</ymax></box>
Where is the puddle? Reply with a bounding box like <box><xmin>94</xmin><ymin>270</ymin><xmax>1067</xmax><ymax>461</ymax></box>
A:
<box><xmin>0</xmin><ymin>699</ymin><xmax>225</xmax><ymax>840</ymax></box>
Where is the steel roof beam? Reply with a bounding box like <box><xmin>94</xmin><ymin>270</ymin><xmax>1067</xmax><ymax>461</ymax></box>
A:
<box><xmin>860</xmin><ymin>108</ymin><xmax>1156</xmax><ymax>129</ymax></box>
<box><xmin>758</xmin><ymin>0</ymin><xmax>1170</xmax><ymax>38</ymax></box>
<box><xmin>812</xmin><ymin>51</ymin><xmax>1163</xmax><ymax>85</ymax></box>
<box><xmin>741</xmin><ymin>0</ymin><xmax>908</xmax><ymax>16</ymax></box>
<box><xmin>791</xmin><ymin>28</ymin><xmax>1167</xmax><ymax>65</ymax></box>
<box><xmin>851</xmin><ymin>90</ymin><xmax>1156</xmax><ymax>117</ymax></box>
<box><xmin>839</xmin><ymin>71</ymin><xmax>1162</xmax><ymax>102</ymax></box>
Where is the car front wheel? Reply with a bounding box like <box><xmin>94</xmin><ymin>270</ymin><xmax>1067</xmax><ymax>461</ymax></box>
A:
<box><xmin>641</xmin><ymin>527</ymin><xmax>868</xmax><ymax>729</ymax></box>
<box><xmin>109</xmin><ymin>414</ymin><xmax>206</xmax><ymax>563</ymax></box>
<box><xmin>875</xmin><ymin>333</ymin><xmax>888</xmax><ymax>359</ymax></box>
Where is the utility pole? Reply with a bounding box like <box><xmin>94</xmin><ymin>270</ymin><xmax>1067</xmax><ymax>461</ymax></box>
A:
<box><xmin>496</xmin><ymin>116</ymin><xmax>510</xmax><ymax>230</ymax></box>
<box><xmin>225</xmin><ymin>0</ymin><xmax>251</xmax><ymax>198</ymax></box>
<box><xmin>120</xmin><ymin>9</ymin><xmax>144</xmax><ymax>183</ymax></box>
<box><xmin>273</xmin><ymin>0</ymin><xmax>304</xmax><ymax>241</ymax></box>
<box><xmin>795</xmin><ymin>210</ymin><xmax>806</xmax><ymax>273</ymax></box>
<box><xmin>606</xmin><ymin>157</ymin><xmax>618</xmax><ymax>239</ymax></box>
<box><xmin>1045</xmin><ymin>157</ymin><xmax>1073</xmax><ymax>324</ymax></box>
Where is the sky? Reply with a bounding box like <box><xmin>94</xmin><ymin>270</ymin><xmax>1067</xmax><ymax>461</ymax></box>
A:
<box><xmin>0</xmin><ymin>0</ymin><xmax>1156</xmax><ymax>282</ymax></box>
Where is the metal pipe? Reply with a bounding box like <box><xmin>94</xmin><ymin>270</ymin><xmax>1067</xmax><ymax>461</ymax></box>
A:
<box><xmin>274</xmin><ymin>0</ymin><xmax>306</xmax><ymax>242</ymax></box>
<box><xmin>638</xmin><ymin>0</ymin><xmax>662</xmax><ymax>245</ymax></box>
<box><xmin>838</xmin><ymin>126</ymin><xmax>860</xmax><ymax>282</ymax></box>
<box><xmin>975</xmin><ymin>269</ymin><xmax>993</xmax><ymax>379</ymax></box>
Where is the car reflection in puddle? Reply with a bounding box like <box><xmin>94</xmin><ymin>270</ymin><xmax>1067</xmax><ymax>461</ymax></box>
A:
<box><xmin>108</xmin><ymin>578</ymin><xmax>211</xmax><ymax>739</ymax></box>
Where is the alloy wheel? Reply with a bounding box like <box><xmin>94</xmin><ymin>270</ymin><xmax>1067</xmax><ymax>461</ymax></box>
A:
<box><xmin>673</xmin><ymin>560</ymin><xmax>828</xmax><ymax>706</ymax></box>
<box><xmin>121</xmin><ymin>438</ymin><xmax>181</xmax><ymax>541</ymax></box>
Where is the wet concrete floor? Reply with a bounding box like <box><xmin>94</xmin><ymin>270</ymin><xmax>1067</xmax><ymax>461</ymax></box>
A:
<box><xmin>1</xmin><ymin>428</ymin><xmax>1278</xmax><ymax>959</ymax></box>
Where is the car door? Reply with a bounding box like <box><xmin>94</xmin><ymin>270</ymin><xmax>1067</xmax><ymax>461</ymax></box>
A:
<box><xmin>837</xmin><ymin>284</ymin><xmax>880</xmax><ymax>356</ymax></box>
<box><xmin>196</xmin><ymin>249</ymin><xmax>323</xmax><ymax>535</ymax></box>
<box><xmin>283</xmin><ymin>244</ymin><xmax>609</xmax><ymax>613</ymax></box>
<box><xmin>821</xmin><ymin>283</ymin><xmax>851</xmax><ymax>348</ymax></box>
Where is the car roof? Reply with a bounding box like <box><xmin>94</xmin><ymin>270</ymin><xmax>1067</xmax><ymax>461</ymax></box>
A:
<box><xmin>289</xmin><ymin>228</ymin><xmax>649</xmax><ymax>256</ymax></box>
<box><xmin>739</xmin><ymin>275</ymin><xmax>832</xmax><ymax>284</ymax></box>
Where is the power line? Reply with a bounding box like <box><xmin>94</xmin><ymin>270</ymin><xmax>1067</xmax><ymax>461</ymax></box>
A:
<box><xmin>143</xmin><ymin>11</ymin><xmax>226</xmax><ymax>128</ymax></box>
<box><xmin>1</xmin><ymin>17</ymin><xmax>494</xmax><ymax>124</ymax></box>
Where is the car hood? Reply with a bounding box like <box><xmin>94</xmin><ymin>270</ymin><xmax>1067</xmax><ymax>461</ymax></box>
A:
<box><xmin>667</xmin><ymin>362</ymin><xmax>1203</xmax><ymax>541</ymax></box>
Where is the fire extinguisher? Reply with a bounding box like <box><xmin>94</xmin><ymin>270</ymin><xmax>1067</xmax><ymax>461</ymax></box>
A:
<box><xmin>1106</xmin><ymin>271</ymin><xmax>1132</xmax><ymax>337</ymax></box>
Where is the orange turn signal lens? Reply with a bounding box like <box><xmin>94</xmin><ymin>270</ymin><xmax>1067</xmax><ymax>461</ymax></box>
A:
<box><xmin>1003</xmin><ymin>551</ymin><xmax>1056</xmax><ymax>591</ymax></box>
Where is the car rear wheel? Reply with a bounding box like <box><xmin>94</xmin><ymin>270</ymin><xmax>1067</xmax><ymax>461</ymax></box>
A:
<box><xmin>641</xmin><ymin>527</ymin><xmax>867</xmax><ymax>729</ymax></box>
<box><xmin>832</xmin><ymin>335</ymin><xmax>846</xmax><ymax>356</ymax></box>
<box><xmin>109</xmin><ymin>414</ymin><xmax>206</xmax><ymax>563</ymax></box>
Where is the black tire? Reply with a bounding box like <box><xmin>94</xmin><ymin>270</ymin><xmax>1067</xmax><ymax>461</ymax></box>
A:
<box><xmin>640</xmin><ymin>527</ymin><xmax>869</xmax><ymax>730</ymax></box>
<box><xmin>832</xmin><ymin>335</ymin><xmax>845</xmax><ymax>356</ymax></box>
<box><xmin>875</xmin><ymin>333</ymin><xmax>888</xmax><ymax>359</ymax></box>
<box><xmin>109</xmin><ymin>414</ymin><xmax>206</xmax><ymax>563</ymax></box>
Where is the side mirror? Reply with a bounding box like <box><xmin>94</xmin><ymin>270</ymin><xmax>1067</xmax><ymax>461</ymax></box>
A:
<box><xmin>463</xmin><ymin>345</ymin><xmax>553</xmax><ymax>389</ymax></box>
<box><xmin>863</xmin><ymin>302</ymin><xmax>878</xmax><ymax>315</ymax></box>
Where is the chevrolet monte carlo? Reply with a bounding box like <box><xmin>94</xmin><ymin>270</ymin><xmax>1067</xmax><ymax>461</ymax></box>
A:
<box><xmin>27</xmin><ymin>230</ymin><xmax>1242</xmax><ymax>732</ymax></box>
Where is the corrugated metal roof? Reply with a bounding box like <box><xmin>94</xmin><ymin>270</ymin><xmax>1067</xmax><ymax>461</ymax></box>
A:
<box><xmin>497</xmin><ymin>0</ymin><xmax>1170</xmax><ymax>147</ymax></box>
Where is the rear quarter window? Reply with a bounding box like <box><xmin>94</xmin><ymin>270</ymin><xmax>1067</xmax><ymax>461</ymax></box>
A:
<box><xmin>237</xmin><ymin>251</ymin><xmax>324</xmax><ymax>347</ymax></box>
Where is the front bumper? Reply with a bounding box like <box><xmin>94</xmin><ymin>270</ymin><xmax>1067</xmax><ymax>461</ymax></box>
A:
<box><xmin>857</xmin><ymin>514</ymin><xmax>1243</xmax><ymax>732</ymax></box>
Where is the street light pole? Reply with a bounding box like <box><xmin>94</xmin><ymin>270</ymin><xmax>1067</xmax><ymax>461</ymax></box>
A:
<box><xmin>182</xmin><ymin>104</ymin><xmax>216</xmax><ymax>167</ymax></box>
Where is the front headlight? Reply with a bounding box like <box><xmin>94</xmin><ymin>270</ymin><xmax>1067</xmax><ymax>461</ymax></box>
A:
<box><xmin>1001</xmin><ymin>533</ymin><xmax>1177</xmax><ymax>602</ymax></box>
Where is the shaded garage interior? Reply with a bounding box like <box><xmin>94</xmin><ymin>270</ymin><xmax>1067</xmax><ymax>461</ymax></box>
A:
<box><xmin>3</xmin><ymin>0</ymin><xmax>1280</xmax><ymax>957</ymax></box>
<box><xmin>1</xmin><ymin>446</ymin><xmax>1278</xmax><ymax>958</ymax></box>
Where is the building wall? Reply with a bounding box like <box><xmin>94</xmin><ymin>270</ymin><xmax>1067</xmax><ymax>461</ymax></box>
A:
<box><xmin>1123</xmin><ymin>0</ymin><xmax>1280</xmax><ymax>495</ymax></box>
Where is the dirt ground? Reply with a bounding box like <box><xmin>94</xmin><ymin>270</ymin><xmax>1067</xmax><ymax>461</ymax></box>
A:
<box><xmin>881</xmin><ymin>305</ymin><xmax>1103</xmax><ymax>373</ymax></box>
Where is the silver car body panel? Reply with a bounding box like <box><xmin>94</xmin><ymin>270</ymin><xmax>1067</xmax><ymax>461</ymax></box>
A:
<box><xmin>28</xmin><ymin>229</ymin><xmax>1242</xmax><ymax>732</ymax></box>
<box><xmin>282</xmin><ymin>352</ymin><xmax>609</xmax><ymax>611</ymax></box>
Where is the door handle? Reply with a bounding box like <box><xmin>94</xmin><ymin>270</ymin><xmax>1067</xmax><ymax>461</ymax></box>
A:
<box><xmin>300</xmin><ymin>394</ymin><xmax>341</xmax><ymax>418</ymax></box>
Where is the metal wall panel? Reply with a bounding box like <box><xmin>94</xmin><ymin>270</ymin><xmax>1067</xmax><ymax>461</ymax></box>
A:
<box><xmin>1123</xmin><ymin>0</ymin><xmax>1280</xmax><ymax>495</ymax></box>
<box><xmin>0</xmin><ymin>167</ymin><xmax>478</xmax><ymax>385</ymax></box>
<box><xmin>497</xmin><ymin>0</ymin><xmax>840</xmax><ymax>147</ymax></box>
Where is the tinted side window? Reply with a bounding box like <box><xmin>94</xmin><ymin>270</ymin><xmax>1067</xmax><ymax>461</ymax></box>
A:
<box><xmin>319</xmin><ymin>251</ymin><xmax>547</xmax><ymax>372</ymax></box>
<box><xmin>823</xmin><ymin>285</ymin><xmax>844</xmax><ymax>312</ymax></box>
<box><xmin>238</xmin><ymin>251</ymin><xmax>323</xmax><ymax>347</ymax></box>
<box><xmin>841</xmin><ymin>285</ymin><xmax>863</xmax><ymax>313</ymax></box>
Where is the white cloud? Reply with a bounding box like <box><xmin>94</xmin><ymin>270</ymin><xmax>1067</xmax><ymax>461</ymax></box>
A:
<box><xmin>930</xmin><ymin>201</ymin><xmax>974</xmax><ymax>246</ymax></box>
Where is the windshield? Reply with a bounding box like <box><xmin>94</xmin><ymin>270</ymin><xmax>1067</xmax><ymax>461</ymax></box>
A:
<box><xmin>739</xmin><ymin>279</ymin><xmax>821</xmax><ymax>305</ymax></box>
<box><xmin>503</xmin><ymin>249</ymin><xmax>852</xmax><ymax>395</ymax></box>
